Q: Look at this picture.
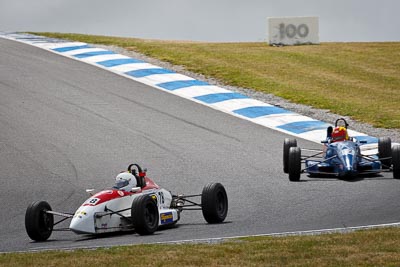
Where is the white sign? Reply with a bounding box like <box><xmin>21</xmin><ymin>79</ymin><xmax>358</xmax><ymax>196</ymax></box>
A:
<box><xmin>268</xmin><ymin>17</ymin><xmax>319</xmax><ymax>46</ymax></box>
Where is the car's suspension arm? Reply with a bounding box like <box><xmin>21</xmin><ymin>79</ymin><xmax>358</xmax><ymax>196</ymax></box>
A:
<box><xmin>301</xmin><ymin>155</ymin><xmax>338</xmax><ymax>173</ymax></box>
<box><xmin>172</xmin><ymin>194</ymin><xmax>202</xmax><ymax>210</ymax></box>
<box><xmin>45</xmin><ymin>210</ymin><xmax>74</xmax><ymax>227</ymax></box>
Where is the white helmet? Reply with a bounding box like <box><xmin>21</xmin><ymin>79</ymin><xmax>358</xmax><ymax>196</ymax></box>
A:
<box><xmin>114</xmin><ymin>172</ymin><xmax>136</xmax><ymax>191</ymax></box>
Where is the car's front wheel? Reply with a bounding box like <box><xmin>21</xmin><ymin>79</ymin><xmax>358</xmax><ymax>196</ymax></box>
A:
<box><xmin>288</xmin><ymin>147</ymin><xmax>301</xmax><ymax>181</ymax></box>
<box><xmin>201</xmin><ymin>183</ymin><xmax>228</xmax><ymax>224</ymax></box>
<box><xmin>283</xmin><ymin>138</ymin><xmax>297</xmax><ymax>173</ymax></box>
<box><xmin>131</xmin><ymin>194</ymin><xmax>159</xmax><ymax>235</ymax></box>
<box><xmin>25</xmin><ymin>201</ymin><xmax>54</xmax><ymax>241</ymax></box>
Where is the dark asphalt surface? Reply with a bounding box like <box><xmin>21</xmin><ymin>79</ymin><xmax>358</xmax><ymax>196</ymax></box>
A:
<box><xmin>1</xmin><ymin>38</ymin><xmax>399</xmax><ymax>252</ymax></box>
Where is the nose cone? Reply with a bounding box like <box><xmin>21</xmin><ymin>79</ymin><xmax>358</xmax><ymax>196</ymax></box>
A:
<box><xmin>343</xmin><ymin>154</ymin><xmax>357</xmax><ymax>176</ymax></box>
<box><xmin>70</xmin><ymin>209</ymin><xmax>96</xmax><ymax>234</ymax></box>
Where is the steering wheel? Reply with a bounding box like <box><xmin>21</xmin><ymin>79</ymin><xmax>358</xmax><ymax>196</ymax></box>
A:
<box><xmin>127</xmin><ymin>163</ymin><xmax>144</xmax><ymax>176</ymax></box>
<box><xmin>127</xmin><ymin>163</ymin><xmax>146</xmax><ymax>188</ymax></box>
<box><xmin>335</xmin><ymin>118</ymin><xmax>349</xmax><ymax>129</ymax></box>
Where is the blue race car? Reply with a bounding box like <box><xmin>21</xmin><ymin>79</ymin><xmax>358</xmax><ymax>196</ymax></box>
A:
<box><xmin>283</xmin><ymin>118</ymin><xmax>400</xmax><ymax>181</ymax></box>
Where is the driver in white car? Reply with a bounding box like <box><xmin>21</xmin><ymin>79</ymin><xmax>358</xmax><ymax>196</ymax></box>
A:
<box><xmin>113</xmin><ymin>172</ymin><xmax>137</xmax><ymax>191</ymax></box>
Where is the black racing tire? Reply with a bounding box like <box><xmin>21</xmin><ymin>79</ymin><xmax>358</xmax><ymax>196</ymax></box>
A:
<box><xmin>25</xmin><ymin>201</ymin><xmax>54</xmax><ymax>241</ymax></box>
<box><xmin>392</xmin><ymin>145</ymin><xmax>400</xmax><ymax>179</ymax></box>
<box><xmin>201</xmin><ymin>183</ymin><xmax>228</xmax><ymax>224</ymax></box>
<box><xmin>379</xmin><ymin>137</ymin><xmax>392</xmax><ymax>169</ymax></box>
<box><xmin>131</xmin><ymin>194</ymin><xmax>159</xmax><ymax>235</ymax></box>
<box><xmin>283</xmin><ymin>138</ymin><xmax>297</xmax><ymax>173</ymax></box>
<box><xmin>288</xmin><ymin>147</ymin><xmax>301</xmax><ymax>182</ymax></box>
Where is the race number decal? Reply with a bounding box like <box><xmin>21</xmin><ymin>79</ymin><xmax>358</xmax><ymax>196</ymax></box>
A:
<box><xmin>157</xmin><ymin>191</ymin><xmax>165</xmax><ymax>205</ymax></box>
<box><xmin>151</xmin><ymin>191</ymin><xmax>165</xmax><ymax>205</ymax></box>
<box><xmin>85</xmin><ymin>197</ymin><xmax>100</xmax><ymax>206</ymax></box>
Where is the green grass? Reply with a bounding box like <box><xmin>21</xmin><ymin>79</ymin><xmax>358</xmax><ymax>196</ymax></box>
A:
<box><xmin>2</xmin><ymin>227</ymin><xmax>400</xmax><ymax>266</ymax></box>
<box><xmin>32</xmin><ymin>32</ymin><xmax>400</xmax><ymax>129</ymax></box>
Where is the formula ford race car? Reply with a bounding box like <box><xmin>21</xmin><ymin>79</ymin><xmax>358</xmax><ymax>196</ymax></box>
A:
<box><xmin>283</xmin><ymin>118</ymin><xmax>400</xmax><ymax>181</ymax></box>
<box><xmin>25</xmin><ymin>163</ymin><xmax>228</xmax><ymax>241</ymax></box>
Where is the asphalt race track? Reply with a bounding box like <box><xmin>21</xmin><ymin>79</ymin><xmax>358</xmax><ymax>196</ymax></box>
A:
<box><xmin>1</xmin><ymin>38</ymin><xmax>399</xmax><ymax>252</ymax></box>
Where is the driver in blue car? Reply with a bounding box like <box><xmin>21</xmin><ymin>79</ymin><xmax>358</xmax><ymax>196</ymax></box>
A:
<box><xmin>331</xmin><ymin>126</ymin><xmax>349</xmax><ymax>142</ymax></box>
<box><xmin>326</xmin><ymin>119</ymin><xmax>350</xmax><ymax>143</ymax></box>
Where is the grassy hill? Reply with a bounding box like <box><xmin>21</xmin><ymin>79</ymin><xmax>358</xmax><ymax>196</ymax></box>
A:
<box><xmin>35</xmin><ymin>33</ymin><xmax>400</xmax><ymax>129</ymax></box>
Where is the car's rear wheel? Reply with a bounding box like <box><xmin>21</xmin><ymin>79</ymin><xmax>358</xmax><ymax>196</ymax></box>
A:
<box><xmin>131</xmin><ymin>194</ymin><xmax>159</xmax><ymax>235</ymax></box>
<box><xmin>25</xmin><ymin>201</ymin><xmax>54</xmax><ymax>241</ymax></box>
<box><xmin>201</xmin><ymin>183</ymin><xmax>228</xmax><ymax>224</ymax></box>
<box><xmin>283</xmin><ymin>138</ymin><xmax>297</xmax><ymax>173</ymax></box>
<box><xmin>288</xmin><ymin>147</ymin><xmax>301</xmax><ymax>181</ymax></box>
<box><xmin>379</xmin><ymin>137</ymin><xmax>392</xmax><ymax>169</ymax></box>
<box><xmin>392</xmin><ymin>145</ymin><xmax>400</xmax><ymax>179</ymax></box>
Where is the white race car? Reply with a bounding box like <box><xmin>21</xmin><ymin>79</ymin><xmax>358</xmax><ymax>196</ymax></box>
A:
<box><xmin>25</xmin><ymin>163</ymin><xmax>228</xmax><ymax>241</ymax></box>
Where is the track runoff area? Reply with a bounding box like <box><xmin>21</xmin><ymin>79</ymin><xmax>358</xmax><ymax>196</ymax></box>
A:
<box><xmin>0</xmin><ymin>32</ymin><xmax>380</xmax><ymax>148</ymax></box>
